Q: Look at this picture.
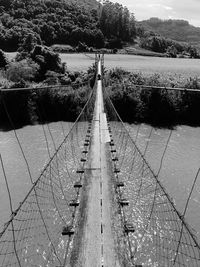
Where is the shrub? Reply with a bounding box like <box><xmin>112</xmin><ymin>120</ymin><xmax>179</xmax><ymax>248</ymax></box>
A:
<box><xmin>10</xmin><ymin>79</ymin><xmax>28</xmax><ymax>88</ymax></box>
<box><xmin>60</xmin><ymin>75</ymin><xmax>71</xmax><ymax>85</ymax></box>
<box><xmin>184</xmin><ymin>77</ymin><xmax>200</xmax><ymax>89</ymax></box>
<box><xmin>6</xmin><ymin>59</ymin><xmax>39</xmax><ymax>82</ymax></box>
<box><xmin>44</xmin><ymin>71</ymin><xmax>59</xmax><ymax>85</ymax></box>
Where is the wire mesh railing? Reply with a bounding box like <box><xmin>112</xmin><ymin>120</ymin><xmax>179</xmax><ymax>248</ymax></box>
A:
<box><xmin>1</xmin><ymin>57</ymin><xmax>200</xmax><ymax>266</ymax></box>
<box><xmin>0</xmin><ymin>84</ymin><xmax>96</xmax><ymax>266</ymax></box>
<box><xmin>102</xmin><ymin>82</ymin><xmax>200</xmax><ymax>267</ymax></box>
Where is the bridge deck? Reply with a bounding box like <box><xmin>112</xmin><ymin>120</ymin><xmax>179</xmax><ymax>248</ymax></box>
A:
<box><xmin>69</xmin><ymin>61</ymin><xmax>120</xmax><ymax>266</ymax></box>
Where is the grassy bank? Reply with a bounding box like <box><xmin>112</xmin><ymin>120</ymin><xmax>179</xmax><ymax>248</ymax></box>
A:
<box><xmin>121</xmin><ymin>46</ymin><xmax>166</xmax><ymax>57</ymax></box>
<box><xmin>104</xmin><ymin>68</ymin><xmax>200</xmax><ymax>127</ymax></box>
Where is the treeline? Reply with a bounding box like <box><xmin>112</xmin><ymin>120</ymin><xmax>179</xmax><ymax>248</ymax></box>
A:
<box><xmin>105</xmin><ymin>69</ymin><xmax>200</xmax><ymax>127</ymax></box>
<box><xmin>138</xmin><ymin>17</ymin><xmax>200</xmax><ymax>43</ymax></box>
<box><xmin>139</xmin><ymin>35</ymin><xmax>199</xmax><ymax>58</ymax></box>
<box><xmin>0</xmin><ymin>0</ymin><xmax>136</xmax><ymax>52</ymax></box>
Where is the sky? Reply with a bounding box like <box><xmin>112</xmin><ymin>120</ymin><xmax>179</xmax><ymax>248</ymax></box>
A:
<box><xmin>109</xmin><ymin>0</ymin><xmax>200</xmax><ymax>27</ymax></box>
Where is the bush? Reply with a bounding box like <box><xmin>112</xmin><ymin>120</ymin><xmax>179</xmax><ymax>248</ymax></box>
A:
<box><xmin>60</xmin><ymin>75</ymin><xmax>71</xmax><ymax>85</ymax></box>
<box><xmin>184</xmin><ymin>77</ymin><xmax>200</xmax><ymax>89</ymax></box>
<box><xmin>44</xmin><ymin>71</ymin><xmax>60</xmax><ymax>85</ymax></box>
<box><xmin>10</xmin><ymin>79</ymin><xmax>29</xmax><ymax>88</ymax></box>
<box><xmin>6</xmin><ymin>59</ymin><xmax>39</xmax><ymax>82</ymax></box>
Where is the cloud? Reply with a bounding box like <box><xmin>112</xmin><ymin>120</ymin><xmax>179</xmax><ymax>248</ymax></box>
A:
<box><xmin>164</xmin><ymin>6</ymin><xmax>173</xmax><ymax>11</ymax></box>
<box><xmin>110</xmin><ymin>0</ymin><xmax>200</xmax><ymax>26</ymax></box>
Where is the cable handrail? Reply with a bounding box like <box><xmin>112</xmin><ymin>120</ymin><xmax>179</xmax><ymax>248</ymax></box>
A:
<box><xmin>0</xmin><ymin>80</ymin><xmax>89</xmax><ymax>92</ymax></box>
<box><xmin>0</xmin><ymin>87</ymin><xmax>94</xmax><ymax>238</ymax></box>
<box><xmin>102</xmin><ymin>80</ymin><xmax>200</xmax><ymax>251</ymax></box>
<box><xmin>108</xmin><ymin>82</ymin><xmax>200</xmax><ymax>92</ymax></box>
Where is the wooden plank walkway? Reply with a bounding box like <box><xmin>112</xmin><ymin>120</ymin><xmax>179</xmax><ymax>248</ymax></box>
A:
<box><xmin>69</xmin><ymin>59</ymin><xmax>120</xmax><ymax>266</ymax></box>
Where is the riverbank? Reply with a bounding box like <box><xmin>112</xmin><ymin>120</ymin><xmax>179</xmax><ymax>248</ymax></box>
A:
<box><xmin>0</xmin><ymin>84</ymin><xmax>92</xmax><ymax>130</ymax></box>
<box><xmin>2</xmin><ymin>53</ymin><xmax>200</xmax><ymax>129</ymax></box>
<box><xmin>1</xmin><ymin>68</ymin><xmax>200</xmax><ymax>130</ymax></box>
<box><xmin>105</xmin><ymin>68</ymin><xmax>200</xmax><ymax>127</ymax></box>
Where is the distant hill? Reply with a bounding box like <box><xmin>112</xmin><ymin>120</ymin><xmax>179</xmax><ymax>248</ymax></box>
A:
<box><xmin>138</xmin><ymin>18</ymin><xmax>200</xmax><ymax>44</ymax></box>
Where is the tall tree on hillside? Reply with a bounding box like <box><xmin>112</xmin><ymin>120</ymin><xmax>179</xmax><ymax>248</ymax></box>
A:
<box><xmin>99</xmin><ymin>0</ymin><xmax>136</xmax><ymax>42</ymax></box>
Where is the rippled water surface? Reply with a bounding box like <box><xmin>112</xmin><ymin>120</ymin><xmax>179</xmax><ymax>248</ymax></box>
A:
<box><xmin>127</xmin><ymin>124</ymin><xmax>200</xmax><ymax>240</ymax></box>
<box><xmin>0</xmin><ymin>123</ymin><xmax>200</xmax><ymax>242</ymax></box>
<box><xmin>0</xmin><ymin>122</ymin><xmax>72</xmax><ymax>228</ymax></box>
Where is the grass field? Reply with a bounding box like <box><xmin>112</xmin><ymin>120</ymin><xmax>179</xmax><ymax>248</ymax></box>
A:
<box><xmin>60</xmin><ymin>53</ymin><xmax>200</xmax><ymax>79</ymax></box>
<box><xmin>5</xmin><ymin>52</ymin><xmax>200</xmax><ymax>78</ymax></box>
<box><xmin>103</xmin><ymin>54</ymin><xmax>200</xmax><ymax>77</ymax></box>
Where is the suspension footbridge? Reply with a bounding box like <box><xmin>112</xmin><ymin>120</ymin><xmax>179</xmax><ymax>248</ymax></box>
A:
<box><xmin>0</xmin><ymin>55</ymin><xmax>200</xmax><ymax>266</ymax></box>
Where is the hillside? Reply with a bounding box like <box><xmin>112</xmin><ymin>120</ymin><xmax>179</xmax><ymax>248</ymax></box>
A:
<box><xmin>0</xmin><ymin>0</ymin><xmax>136</xmax><ymax>52</ymax></box>
<box><xmin>0</xmin><ymin>0</ymin><xmax>102</xmax><ymax>51</ymax></box>
<box><xmin>138</xmin><ymin>18</ymin><xmax>200</xmax><ymax>44</ymax></box>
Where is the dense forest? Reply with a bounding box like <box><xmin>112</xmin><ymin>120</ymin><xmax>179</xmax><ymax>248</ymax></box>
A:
<box><xmin>0</xmin><ymin>0</ymin><xmax>198</xmax><ymax>57</ymax></box>
<box><xmin>0</xmin><ymin>0</ymin><xmax>136</xmax><ymax>51</ymax></box>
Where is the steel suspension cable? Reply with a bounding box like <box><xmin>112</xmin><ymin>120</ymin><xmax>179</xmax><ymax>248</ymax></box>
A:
<box><xmin>102</xmin><ymin>83</ymin><xmax>200</xmax><ymax>262</ymax></box>
<box><xmin>174</xmin><ymin>167</ymin><xmax>200</xmax><ymax>264</ymax></box>
<box><xmin>0</xmin><ymin>87</ymin><xmax>94</xmax><ymax>262</ymax></box>
<box><xmin>1</xmin><ymin>93</ymin><xmax>34</xmax><ymax>184</ymax></box>
<box><xmin>0</xmin><ymin>154</ymin><xmax>22</xmax><ymax>267</ymax></box>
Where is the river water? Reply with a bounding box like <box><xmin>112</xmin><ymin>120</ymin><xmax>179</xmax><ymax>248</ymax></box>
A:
<box><xmin>0</xmin><ymin>122</ymin><xmax>200</xmax><ymax>242</ymax></box>
<box><xmin>128</xmin><ymin>124</ymin><xmax>200</xmax><ymax>241</ymax></box>
<box><xmin>0</xmin><ymin>122</ymin><xmax>72</xmax><ymax>228</ymax></box>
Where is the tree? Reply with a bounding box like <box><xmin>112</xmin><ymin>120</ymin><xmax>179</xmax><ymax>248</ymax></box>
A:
<box><xmin>39</xmin><ymin>23</ymin><xmax>56</xmax><ymax>46</ymax></box>
<box><xmin>166</xmin><ymin>45</ymin><xmax>177</xmax><ymax>58</ymax></box>
<box><xmin>94</xmin><ymin>30</ymin><xmax>104</xmax><ymax>48</ymax></box>
<box><xmin>188</xmin><ymin>46</ymin><xmax>199</xmax><ymax>58</ymax></box>
<box><xmin>7</xmin><ymin>59</ymin><xmax>39</xmax><ymax>82</ymax></box>
<box><xmin>100</xmin><ymin>1</ymin><xmax>136</xmax><ymax>43</ymax></box>
<box><xmin>70</xmin><ymin>27</ymin><xmax>84</xmax><ymax>46</ymax></box>
<box><xmin>30</xmin><ymin>45</ymin><xmax>64</xmax><ymax>80</ymax></box>
<box><xmin>19</xmin><ymin>32</ymin><xmax>41</xmax><ymax>53</ymax></box>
